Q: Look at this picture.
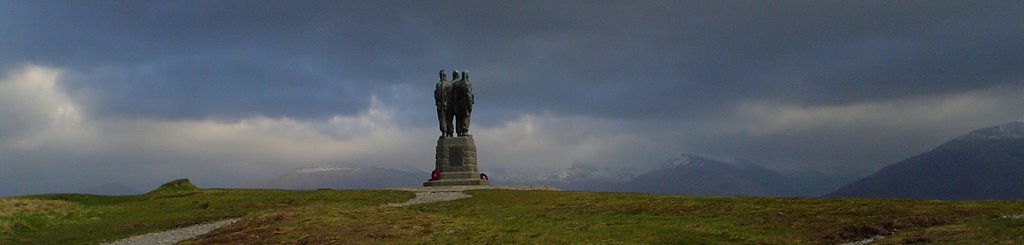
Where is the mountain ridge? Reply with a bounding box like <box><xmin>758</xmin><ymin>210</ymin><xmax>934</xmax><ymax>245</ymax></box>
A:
<box><xmin>620</xmin><ymin>154</ymin><xmax>847</xmax><ymax>197</ymax></box>
<box><xmin>829</xmin><ymin>122</ymin><xmax>1024</xmax><ymax>200</ymax></box>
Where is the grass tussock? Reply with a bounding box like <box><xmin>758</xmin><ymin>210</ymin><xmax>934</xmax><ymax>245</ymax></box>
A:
<box><xmin>0</xmin><ymin>198</ymin><xmax>83</xmax><ymax>235</ymax></box>
<box><xmin>0</xmin><ymin>199</ymin><xmax>81</xmax><ymax>217</ymax></box>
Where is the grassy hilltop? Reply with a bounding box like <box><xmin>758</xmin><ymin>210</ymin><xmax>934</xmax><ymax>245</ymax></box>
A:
<box><xmin>2</xmin><ymin>179</ymin><xmax>1023</xmax><ymax>244</ymax></box>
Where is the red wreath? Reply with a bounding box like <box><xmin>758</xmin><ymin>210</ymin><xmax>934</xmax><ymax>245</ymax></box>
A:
<box><xmin>479</xmin><ymin>173</ymin><xmax>489</xmax><ymax>180</ymax></box>
<box><xmin>429</xmin><ymin>169</ymin><xmax>441</xmax><ymax>181</ymax></box>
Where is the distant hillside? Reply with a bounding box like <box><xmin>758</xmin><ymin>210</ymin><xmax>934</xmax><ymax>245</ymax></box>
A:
<box><xmin>619</xmin><ymin>154</ymin><xmax>847</xmax><ymax>197</ymax></box>
<box><xmin>76</xmin><ymin>183</ymin><xmax>140</xmax><ymax>196</ymax></box>
<box><xmin>259</xmin><ymin>158</ymin><xmax>852</xmax><ymax>197</ymax></box>
<box><xmin>829</xmin><ymin>122</ymin><xmax>1024</xmax><ymax>200</ymax></box>
<box><xmin>486</xmin><ymin>163</ymin><xmax>630</xmax><ymax>192</ymax></box>
<box><xmin>259</xmin><ymin>163</ymin><xmax>622</xmax><ymax>192</ymax></box>
<box><xmin>260</xmin><ymin>164</ymin><xmax>427</xmax><ymax>190</ymax></box>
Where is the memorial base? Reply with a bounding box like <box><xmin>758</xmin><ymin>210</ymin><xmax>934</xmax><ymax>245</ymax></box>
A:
<box><xmin>422</xmin><ymin>178</ymin><xmax>489</xmax><ymax>186</ymax></box>
<box><xmin>423</xmin><ymin>136</ymin><xmax>490</xmax><ymax>186</ymax></box>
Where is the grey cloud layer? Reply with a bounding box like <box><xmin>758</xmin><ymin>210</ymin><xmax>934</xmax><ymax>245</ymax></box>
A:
<box><xmin>1</xmin><ymin>1</ymin><xmax>1023</xmax><ymax>195</ymax></box>
<box><xmin>3</xmin><ymin>1</ymin><xmax>1021</xmax><ymax>121</ymax></box>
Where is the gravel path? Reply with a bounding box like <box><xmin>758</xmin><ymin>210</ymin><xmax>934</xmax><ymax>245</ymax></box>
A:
<box><xmin>383</xmin><ymin>191</ymin><xmax>471</xmax><ymax>207</ymax></box>
<box><xmin>381</xmin><ymin>185</ymin><xmax>559</xmax><ymax>207</ymax></box>
<box><xmin>102</xmin><ymin>218</ymin><xmax>239</xmax><ymax>245</ymax></box>
<box><xmin>102</xmin><ymin>186</ymin><xmax>541</xmax><ymax>243</ymax></box>
<box><xmin>839</xmin><ymin>235</ymin><xmax>883</xmax><ymax>245</ymax></box>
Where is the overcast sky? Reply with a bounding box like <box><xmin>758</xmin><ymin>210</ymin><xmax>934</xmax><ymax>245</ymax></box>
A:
<box><xmin>1</xmin><ymin>1</ymin><xmax>1022</xmax><ymax>196</ymax></box>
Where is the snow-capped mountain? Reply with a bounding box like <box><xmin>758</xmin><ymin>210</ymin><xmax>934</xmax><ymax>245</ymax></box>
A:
<box><xmin>953</xmin><ymin>122</ymin><xmax>1024</xmax><ymax>140</ymax></box>
<box><xmin>829</xmin><ymin>122</ymin><xmax>1024</xmax><ymax>200</ymax></box>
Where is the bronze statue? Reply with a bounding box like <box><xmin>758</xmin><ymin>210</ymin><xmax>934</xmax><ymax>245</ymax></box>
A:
<box><xmin>434</xmin><ymin>70</ymin><xmax>453</xmax><ymax>137</ymax></box>
<box><xmin>448</xmin><ymin>70</ymin><xmax>461</xmax><ymax>136</ymax></box>
<box><xmin>452</xmin><ymin>70</ymin><xmax>473</xmax><ymax>136</ymax></box>
<box><xmin>435</xmin><ymin>69</ymin><xmax>474</xmax><ymax>137</ymax></box>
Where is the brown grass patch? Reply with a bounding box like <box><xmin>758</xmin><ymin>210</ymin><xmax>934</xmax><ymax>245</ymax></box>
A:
<box><xmin>0</xmin><ymin>198</ymin><xmax>84</xmax><ymax>234</ymax></box>
<box><xmin>0</xmin><ymin>198</ymin><xmax>81</xmax><ymax>217</ymax></box>
<box><xmin>185</xmin><ymin>206</ymin><xmax>485</xmax><ymax>244</ymax></box>
<box><xmin>822</xmin><ymin>215</ymin><xmax>954</xmax><ymax>242</ymax></box>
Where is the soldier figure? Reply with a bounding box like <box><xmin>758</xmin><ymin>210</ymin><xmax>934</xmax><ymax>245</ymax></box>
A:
<box><xmin>434</xmin><ymin>69</ymin><xmax>475</xmax><ymax>138</ymax></box>
<box><xmin>446</xmin><ymin>70</ymin><xmax>462</xmax><ymax>137</ymax></box>
<box><xmin>434</xmin><ymin>70</ymin><xmax>453</xmax><ymax>137</ymax></box>
<box><xmin>452</xmin><ymin>70</ymin><xmax>474</xmax><ymax>136</ymax></box>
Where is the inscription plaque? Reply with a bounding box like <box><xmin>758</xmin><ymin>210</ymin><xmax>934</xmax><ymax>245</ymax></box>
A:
<box><xmin>448</xmin><ymin>146</ymin><xmax>463</xmax><ymax>166</ymax></box>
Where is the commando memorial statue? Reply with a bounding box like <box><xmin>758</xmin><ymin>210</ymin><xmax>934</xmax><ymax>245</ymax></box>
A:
<box><xmin>425</xmin><ymin>69</ymin><xmax>489</xmax><ymax>186</ymax></box>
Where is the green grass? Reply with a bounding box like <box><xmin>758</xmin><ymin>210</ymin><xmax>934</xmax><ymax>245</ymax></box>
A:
<box><xmin>0</xmin><ymin>180</ymin><xmax>411</xmax><ymax>244</ymax></box>
<box><xmin>187</xmin><ymin>190</ymin><xmax>1024</xmax><ymax>244</ymax></box>
<box><xmin>3</xmin><ymin>182</ymin><xmax>1023</xmax><ymax>244</ymax></box>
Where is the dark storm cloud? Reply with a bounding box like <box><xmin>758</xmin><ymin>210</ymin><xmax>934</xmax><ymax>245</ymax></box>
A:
<box><xmin>1</xmin><ymin>1</ymin><xmax>439</xmax><ymax>119</ymax></box>
<box><xmin>2</xmin><ymin>1</ymin><xmax>1024</xmax><ymax>196</ymax></box>
<box><xmin>2</xmin><ymin>1</ymin><xmax>1021</xmax><ymax>121</ymax></box>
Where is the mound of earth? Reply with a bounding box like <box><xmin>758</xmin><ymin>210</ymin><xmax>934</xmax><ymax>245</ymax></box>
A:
<box><xmin>146</xmin><ymin>179</ymin><xmax>200</xmax><ymax>199</ymax></box>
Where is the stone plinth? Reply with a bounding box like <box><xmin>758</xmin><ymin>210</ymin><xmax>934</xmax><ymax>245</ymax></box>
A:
<box><xmin>423</xmin><ymin>136</ymin><xmax>489</xmax><ymax>186</ymax></box>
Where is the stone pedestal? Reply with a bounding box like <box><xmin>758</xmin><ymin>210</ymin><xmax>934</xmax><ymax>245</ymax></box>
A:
<box><xmin>423</xmin><ymin>136</ymin><xmax>489</xmax><ymax>186</ymax></box>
